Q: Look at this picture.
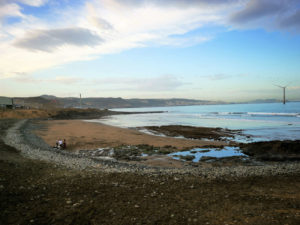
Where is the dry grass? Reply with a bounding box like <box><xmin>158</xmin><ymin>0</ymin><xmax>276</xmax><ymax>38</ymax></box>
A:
<box><xmin>0</xmin><ymin>108</ymin><xmax>120</xmax><ymax>120</ymax></box>
<box><xmin>0</xmin><ymin>109</ymin><xmax>53</xmax><ymax>119</ymax></box>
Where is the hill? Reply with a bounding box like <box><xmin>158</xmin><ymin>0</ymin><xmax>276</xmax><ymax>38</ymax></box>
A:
<box><xmin>13</xmin><ymin>96</ymin><xmax>62</xmax><ymax>109</ymax></box>
<box><xmin>11</xmin><ymin>96</ymin><xmax>224</xmax><ymax>109</ymax></box>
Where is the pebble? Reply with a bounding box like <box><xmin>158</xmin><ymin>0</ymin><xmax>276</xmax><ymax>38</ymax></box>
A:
<box><xmin>3</xmin><ymin>119</ymin><xmax>300</xmax><ymax>179</ymax></box>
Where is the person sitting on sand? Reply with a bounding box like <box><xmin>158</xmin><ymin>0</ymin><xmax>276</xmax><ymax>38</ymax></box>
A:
<box><xmin>62</xmin><ymin>139</ymin><xmax>67</xmax><ymax>149</ymax></box>
<box><xmin>55</xmin><ymin>139</ymin><xmax>59</xmax><ymax>148</ymax></box>
<box><xmin>58</xmin><ymin>139</ymin><xmax>63</xmax><ymax>149</ymax></box>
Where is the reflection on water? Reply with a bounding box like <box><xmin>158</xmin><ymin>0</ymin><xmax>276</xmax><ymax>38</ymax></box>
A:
<box><xmin>168</xmin><ymin>146</ymin><xmax>247</xmax><ymax>163</ymax></box>
<box><xmin>90</xmin><ymin>102</ymin><xmax>300</xmax><ymax>142</ymax></box>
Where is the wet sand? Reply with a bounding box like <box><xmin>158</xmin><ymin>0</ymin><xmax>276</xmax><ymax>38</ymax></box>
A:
<box><xmin>35</xmin><ymin>120</ymin><xmax>226</xmax><ymax>151</ymax></box>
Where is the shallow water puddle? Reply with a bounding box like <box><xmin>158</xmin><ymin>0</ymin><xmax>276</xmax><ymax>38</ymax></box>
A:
<box><xmin>169</xmin><ymin>146</ymin><xmax>247</xmax><ymax>162</ymax></box>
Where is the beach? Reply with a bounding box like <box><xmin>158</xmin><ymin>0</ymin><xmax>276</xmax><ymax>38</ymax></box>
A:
<box><xmin>34</xmin><ymin>120</ymin><xmax>226</xmax><ymax>151</ymax></box>
<box><xmin>1</xmin><ymin>118</ymin><xmax>300</xmax><ymax>224</ymax></box>
<box><xmin>1</xmin><ymin>109</ymin><xmax>300</xmax><ymax>225</ymax></box>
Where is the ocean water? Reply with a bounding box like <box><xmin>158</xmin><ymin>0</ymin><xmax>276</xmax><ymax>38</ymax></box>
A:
<box><xmin>91</xmin><ymin>102</ymin><xmax>300</xmax><ymax>142</ymax></box>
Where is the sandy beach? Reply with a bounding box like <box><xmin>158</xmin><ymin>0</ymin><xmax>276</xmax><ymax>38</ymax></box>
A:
<box><xmin>35</xmin><ymin>120</ymin><xmax>226</xmax><ymax>151</ymax></box>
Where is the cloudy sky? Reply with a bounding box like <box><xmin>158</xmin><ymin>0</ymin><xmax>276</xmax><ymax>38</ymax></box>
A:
<box><xmin>0</xmin><ymin>0</ymin><xmax>300</xmax><ymax>101</ymax></box>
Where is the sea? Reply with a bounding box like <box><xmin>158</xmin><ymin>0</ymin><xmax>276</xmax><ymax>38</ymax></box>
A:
<box><xmin>90</xmin><ymin>102</ymin><xmax>300</xmax><ymax>142</ymax></box>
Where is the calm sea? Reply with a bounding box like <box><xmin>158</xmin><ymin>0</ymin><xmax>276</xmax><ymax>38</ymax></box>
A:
<box><xmin>90</xmin><ymin>102</ymin><xmax>300</xmax><ymax>142</ymax></box>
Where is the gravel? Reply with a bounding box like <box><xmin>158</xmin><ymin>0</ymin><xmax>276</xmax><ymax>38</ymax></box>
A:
<box><xmin>4</xmin><ymin>120</ymin><xmax>97</xmax><ymax>170</ymax></box>
<box><xmin>3</xmin><ymin>119</ymin><xmax>300</xmax><ymax>179</ymax></box>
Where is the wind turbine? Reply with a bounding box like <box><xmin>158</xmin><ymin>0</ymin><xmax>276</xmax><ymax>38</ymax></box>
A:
<box><xmin>274</xmin><ymin>84</ymin><xmax>288</xmax><ymax>104</ymax></box>
<box><xmin>80</xmin><ymin>93</ymin><xmax>82</xmax><ymax>108</ymax></box>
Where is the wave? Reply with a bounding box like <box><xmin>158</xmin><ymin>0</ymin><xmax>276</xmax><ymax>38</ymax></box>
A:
<box><xmin>211</xmin><ymin>112</ymin><xmax>245</xmax><ymax>115</ymax></box>
<box><xmin>207</xmin><ymin>112</ymin><xmax>300</xmax><ymax>117</ymax></box>
<box><xmin>247</xmin><ymin>112</ymin><xmax>300</xmax><ymax>117</ymax></box>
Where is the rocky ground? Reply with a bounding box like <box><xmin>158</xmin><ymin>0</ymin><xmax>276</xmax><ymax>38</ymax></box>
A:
<box><xmin>240</xmin><ymin>140</ymin><xmax>300</xmax><ymax>161</ymax></box>
<box><xmin>141</xmin><ymin>125</ymin><xmax>242</xmax><ymax>142</ymax></box>
<box><xmin>0</xmin><ymin>108</ymin><xmax>163</xmax><ymax>120</ymax></box>
<box><xmin>1</xmin><ymin>119</ymin><xmax>300</xmax><ymax>224</ymax></box>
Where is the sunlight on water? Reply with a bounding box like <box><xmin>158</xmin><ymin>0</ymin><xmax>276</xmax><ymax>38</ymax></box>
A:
<box><xmin>90</xmin><ymin>102</ymin><xmax>300</xmax><ymax>141</ymax></box>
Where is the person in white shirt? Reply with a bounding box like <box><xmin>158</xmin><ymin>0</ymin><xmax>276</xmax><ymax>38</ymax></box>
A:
<box><xmin>58</xmin><ymin>139</ymin><xmax>63</xmax><ymax>149</ymax></box>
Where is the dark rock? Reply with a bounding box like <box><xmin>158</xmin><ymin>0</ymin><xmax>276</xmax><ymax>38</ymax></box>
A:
<box><xmin>240</xmin><ymin>140</ymin><xmax>300</xmax><ymax>161</ymax></box>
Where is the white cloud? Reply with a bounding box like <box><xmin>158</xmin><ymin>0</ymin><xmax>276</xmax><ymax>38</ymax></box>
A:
<box><xmin>0</xmin><ymin>0</ymin><xmax>47</xmax><ymax>21</ymax></box>
<box><xmin>13</xmin><ymin>27</ymin><xmax>103</xmax><ymax>52</ymax></box>
<box><xmin>13</xmin><ymin>75</ymin><xmax>82</xmax><ymax>84</ymax></box>
<box><xmin>93</xmin><ymin>74</ymin><xmax>187</xmax><ymax>92</ymax></box>
<box><xmin>229</xmin><ymin>0</ymin><xmax>300</xmax><ymax>32</ymax></box>
<box><xmin>12</xmin><ymin>73</ymin><xmax>185</xmax><ymax>91</ymax></box>
<box><xmin>0</xmin><ymin>0</ymin><xmax>237</xmax><ymax>78</ymax></box>
<box><xmin>0</xmin><ymin>0</ymin><xmax>47</xmax><ymax>6</ymax></box>
<box><xmin>289</xmin><ymin>86</ymin><xmax>300</xmax><ymax>90</ymax></box>
<box><xmin>0</xmin><ymin>3</ymin><xmax>23</xmax><ymax>20</ymax></box>
<box><xmin>17</xmin><ymin>0</ymin><xmax>48</xmax><ymax>7</ymax></box>
<box><xmin>200</xmin><ymin>74</ymin><xmax>247</xmax><ymax>81</ymax></box>
<box><xmin>230</xmin><ymin>0</ymin><xmax>284</xmax><ymax>24</ymax></box>
<box><xmin>0</xmin><ymin>0</ymin><xmax>299</xmax><ymax>79</ymax></box>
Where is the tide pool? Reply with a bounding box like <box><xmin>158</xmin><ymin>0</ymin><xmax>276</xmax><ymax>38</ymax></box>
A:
<box><xmin>169</xmin><ymin>146</ymin><xmax>246</xmax><ymax>162</ymax></box>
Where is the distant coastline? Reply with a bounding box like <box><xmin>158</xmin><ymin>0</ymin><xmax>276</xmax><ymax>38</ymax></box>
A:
<box><xmin>2</xmin><ymin>94</ymin><xmax>299</xmax><ymax>110</ymax></box>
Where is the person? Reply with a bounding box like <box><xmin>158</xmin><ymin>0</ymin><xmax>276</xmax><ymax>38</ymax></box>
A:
<box><xmin>62</xmin><ymin>139</ymin><xmax>67</xmax><ymax>149</ymax></box>
<box><xmin>58</xmin><ymin>139</ymin><xmax>63</xmax><ymax>149</ymax></box>
<box><xmin>55</xmin><ymin>139</ymin><xmax>59</xmax><ymax>148</ymax></box>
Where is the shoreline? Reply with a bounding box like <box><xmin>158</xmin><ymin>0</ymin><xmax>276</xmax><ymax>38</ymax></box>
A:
<box><xmin>3</xmin><ymin>119</ymin><xmax>300</xmax><ymax>178</ymax></box>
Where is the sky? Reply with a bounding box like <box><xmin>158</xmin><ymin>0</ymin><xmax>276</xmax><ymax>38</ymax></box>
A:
<box><xmin>0</xmin><ymin>0</ymin><xmax>300</xmax><ymax>102</ymax></box>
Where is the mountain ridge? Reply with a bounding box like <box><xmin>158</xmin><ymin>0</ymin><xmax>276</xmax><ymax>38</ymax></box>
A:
<box><xmin>6</xmin><ymin>95</ymin><xmax>295</xmax><ymax>109</ymax></box>
<box><xmin>11</xmin><ymin>95</ymin><xmax>224</xmax><ymax>109</ymax></box>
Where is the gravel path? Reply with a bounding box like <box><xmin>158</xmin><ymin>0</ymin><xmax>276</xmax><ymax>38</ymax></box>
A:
<box><xmin>4</xmin><ymin>119</ymin><xmax>300</xmax><ymax>179</ymax></box>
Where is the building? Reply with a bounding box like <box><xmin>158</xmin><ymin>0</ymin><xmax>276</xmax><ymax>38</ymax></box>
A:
<box><xmin>0</xmin><ymin>97</ymin><xmax>14</xmax><ymax>109</ymax></box>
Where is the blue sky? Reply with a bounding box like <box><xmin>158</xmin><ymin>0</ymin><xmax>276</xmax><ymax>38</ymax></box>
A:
<box><xmin>0</xmin><ymin>0</ymin><xmax>300</xmax><ymax>101</ymax></box>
